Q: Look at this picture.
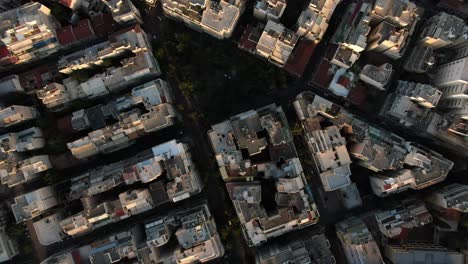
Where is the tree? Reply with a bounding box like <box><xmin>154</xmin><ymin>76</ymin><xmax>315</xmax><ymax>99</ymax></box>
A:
<box><xmin>155</xmin><ymin>47</ymin><xmax>166</xmax><ymax>61</ymax></box>
<box><xmin>179</xmin><ymin>81</ymin><xmax>198</xmax><ymax>97</ymax></box>
<box><xmin>175</xmin><ymin>33</ymin><xmax>191</xmax><ymax>54</ymax></box>
<box><xmin>291</xmin><ymin>123</ymin><xmax>303</xmax><ymax>136</ymax></box>
<box><xmin>43</xmin><ymin>171</ymin><xmax>62</xmax><ymax>185</ymax></box>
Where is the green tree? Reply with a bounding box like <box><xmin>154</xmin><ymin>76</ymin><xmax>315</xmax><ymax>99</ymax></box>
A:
<box><xmin>291</xmin><ymin>123</ymin><xmax>303</xmax><ymax>136</ymax></box>
<box><xmin>43</xmin><ymin>171</ymin><xmax>62</xmax><ymax>185</ymax></box>
<box><xmin>155</xmin><ymin>47</ymin><xmax>166</xmax><ymax>61</ymax></box>
<box><xmin>179</xmin><ymin>81</ymin><xmax>197</xmax><ymax>97</ymax></box>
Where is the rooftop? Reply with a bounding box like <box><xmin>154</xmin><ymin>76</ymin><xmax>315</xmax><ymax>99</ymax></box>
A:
<box><xmin>294</xmin><ymin>91</ymin><xmax>453</xmax><ymax>182</ymax></box>
<box><xmin>67</xmin><ymin>81</ymin><xmax>176</xmax><ymax>159</ymax></box>
<box><xmin>89</xmin><ymin>231</ymin><xmax>138</xmax><ymax>264</ymax></box>
<box><xmin>0</xmin><ymin>155</ymin><xmax>51</xmax><ymax>188</ymax></box>
<box><xmin>385</xmin><ymin>243</ymin><xmax>464</xmax><ymax>264</ymax></box>
<box><xmin>162</xmin><ymin>0</ymin><xmax>245</xmax><ymax>39</ymax></box>
<box><xmin>208</xmin><ymin>104</ymin><xmax>298</xmax><ymax>180</ymax></box>
<box><xmin>295</xmin><ymin>0</ymin><xmax>341</xmax><ymax>42</ymax></box>
<box><xmin>330</xmin><ymin>43</ymin><xmax>360</xmax><ymax>69</ymax></box>
<box><xmin>331</xmin><ymin>2</ymin><xmax>372</xmax><ymax>52</ymax></box>
<box><xmin>0</xmin><ymin>127</ymin><xmax>45</xmax><ymax>153</ymax></box>
<box><xmin>209</xmin><ymin>104</ymin><xmax>319</xmax><ymax>246</ymax></box>
<box><xmin>294</xmin><ymin>93</ymin><xmax>352</xmax><ymax>192</ymax></box>
<box><xmin>141</xmin><ymin>203</ymin><xmax>224</xmax><ymax>264</ymax></box>
<box><xmin>428</xmin><ymin>183</ymin><xmax>468</xmax><ymax>212</ymax></box>
<box><xmin>418</xmin><ymin>12</ymin><xmax>468</xmax><ymax>48</ymax></box>
<box><xmin>256</xmin><ymin>20</ymin><xmax>299</xmax><ymax>66</ymax></box>
<box><xmin>0</xmin><ymin>2</ymin><xmax>60</xmax><ymax>66</ymax></box>
<box><xmin>226</xmin><ymin>178</ymin><xmax>318</xmax><ymax>247</ymax></box>
<box><xmin>371</xmin><ymin>0</ymin><xmax>419</xmax><ymax>27</ymax></box>
<box><xmin>0</xmin><ymin>105</ymin><xmax>38</xmax><ymax>128</ymax></box>
<box><xmin>11</xmin><ymin>186</ymin><xmax>58</xmax><ymax>223</ymax></box>
<box><xmin>375</xmin><ymin>199</ymin><xmax>432</xmax><ymax>238</ymax></box>
<box><xmin>336</xmin><ymin>217</ymin><xmax>383</xmax><ymax>264</ymax></box>
<box><xmin>33</xmin><ymin>213</ymin><xmax>65</xmax><ymax>246</ymax></box>
<box><xmin>68</xmin><ymin>78</ymin><xmax>173</xmax><ymax>131</ymax></box>
<box><xmin>359</xmin><ymin>63</ymin><xmax>393</xmax><ymax>89</ymax></box>
<box><xmin>256</xmin><ymin>231</ymin><xmax>336</xmax><ymax>264</ymax></box>
<box><xmin>380</xmin><ymin>81</ymin><xmax>443</xmax><ymax>132</ymax></box>
<box><xmin>254</xmin><ymin>0</ymin><xmax>286</xmax><ymax>21</ymax></box>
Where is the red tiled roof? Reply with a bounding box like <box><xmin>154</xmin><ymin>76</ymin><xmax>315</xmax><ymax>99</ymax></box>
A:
<box><xmin>337</xmin><ymin>75</ymin><xmax>351</xmax><ymax>87</ymax></box>
<box><xmin>394</xmin><ymin>227</ymin><xmax>409</xmax><ymax>240</ymax></box>
<box><xmin>110</xmin><ymin>23</ymin><xmax>142</xmax><ymax>40</ymax></box>
<box><xmin>59</xmin><ymin>0</ymin><xmax>73</xmax><ymax>8</ymax></box>
<box><xmin>284</xmin><ymin>39</ymin><xmax>316</xmax><ymax>77</ymax></box>
<box><xmin>348</xmin><ymin>1</ymin><xmax>363</xmax><ymax>25</ymax></box>
<box><xmin>313</xmin><ymin>59</ymin><xmax>333</xmax><ymax>88</ymax></box>
<box><xmin>19</xmin><ymin>64</ymin><xmax>56</xmax><ymax>91</ymax></box>
<box><xmin>238</xmin><ymin>24</ymin><xmax>259</xmax><ymax>54</ymax></box>
<box><xmin>324</xmin><ymin>44</ymin><xmax>339</xmax><ymax>60</ymax></box>
<box><xmin>73</xmin><ymin>19</ymin><xmax>95</xmax><ymax>40</ymax></box>
<box><xmin>0</xmin><ymin>45</ymin><xmax>9</xmax><ymax>59</ymax></box>
<box><xmin>347</xmin><ymin>83</ymin><xmax>367</xmax><ymax>106</ymax></box>
<box><xmin>57</xmin><ymin>25</ymin><xmax>76</xmax><ymax>45</ymax></box>
<box><xmin>57</xmin><ymin>116</ymin><xmax>75</xmax><ymax>134</ymax></box>
<box><xmin>0</xmin><ymin>56</ymin><xmax>17</xmax><ymax>65</ymax></box>
<box><xmin>50</xmin><ymin>152</ymin><xmax>87</xmax><ymax>170</ymax></box>
<box><xmin>90</xmin><ymin>13</ymin><xmax>114</xmax><ymax>37</ymax></box>
<box><xmin>115</xmin><ymin>209</ymin><xmax>126</xmax><ymax>217</ymax></box>
<box><xmin>71</xmin><ymin>251</ymin><xmax>82</xmax><ymax>264</ymax></box>
<box><xmin>438</xmin><ymin>0</ymin><xmax>465</xmax><ymax>9</ymax></box>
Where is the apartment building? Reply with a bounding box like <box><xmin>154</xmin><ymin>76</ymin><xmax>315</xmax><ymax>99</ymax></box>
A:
<box><xmin>67</xmin><ymin>80</ymin><xmax>177</xmax><ymax>159</ymax></box>
<box><xmin>336</xmin><ymin>217</ymin><xmax>383</xmax><ymax>264</ymax></box>
<box><xmin>418</xmin><ymin>12</ymin><xmax>467</xmax><ymax>49</ymax></box>
<box><xmin>331</xmin><ymin>2</ymin><xmax>372</xmax><ymax>53</ymax></box>
<box><xmin>0</xmin><ymin>225</ymin><xmax>19</xmax><ymax>262</ymax></box>
<box><xmin>161</xmin><ymin>0</ymin><xmax>246</xmax><ymax>39</ymax></box>
<box><xmin>370</xmin><ymin>0</ymin><xmax>419</xmax><ymax>27</ymax></box>
<box><xmin>69</xmin><ymin>139</ymin><xmax>201</xmax><ymax>201</ymax></box>
<box><xmin>426</xmin><ymin>183</ymin><xmax>468</xmax><ymax>231</ymax></box>
<box><xmin>367</xmin><ymin>21</ymin><xmax>410</xmax><ymax>60</ymax></box>
<box><xmin>256</xmin><ymin>231</ymin><xmax>336</xmax><ymax>264</ymax></box>
<box><xmin>60</xmin><ymin>188</ymin><xmax>152</xmax><ymax>237</ymax></box>
<box><xmin>138</xmin><ymin>203</ymin><xmax>225</xmax><ymax>264</ymax></box>
<box><xmin>0</xmin><ymin>127</ymin><xmax>45</xmax><ymax>153</ymax></box>
<box><xmin>293</xmin><ymin>92</ymin><xmax>352</xmax><ymax>192</ymax></box>
<box><xmin>37</xmin><ymin>25</ymin><xmax>160</xmax><ymax>111</ymax></box>
<box><xmin>404</xmin><ymin>45</ymin><xmax>435</xmax><ymax>73</ymax></box>
<box><xmin>33</xmin><ymin>213</ymin><xmax>66</xmax><ymax>246</ymax></box>
<box><xmin>359</xmin><ymin>63</ymin><xmax>393</xmax><ymax>90</ymax></box>
<box><xmin>295</xmin><ymin>0</ymin><xmax>341</xmax><ymax>42</ymax></box>
<box><xmin>293</xmin><ymin>92</ymin><xmax>454</xmax><ymax>195</ymax></box>
<box><xmin>380</xmin><ymin>81</ymin><xmax>442</xmax><ymax>127</ymax></box>
<box><xmin>0</xmin><ymin>105</ymin><xmax>39</xmax><ymax>128</ymax></box>
<box><xmin>329</xmin><ymin>43</ymin><xmax>360</xmax><ymax>69</ymax></box>
<box><xmin>11</xmin><ymin>186</ymin><xmax>58</xmax><ymax>223</ymax></box>
<box><xmin>375</xmin><ymin>199</ymin><xmax>432</xmax><ymax>238</ymax></box>
<box><xmin>253</xmin><ymin>0</ymin><xmax>286</xmax><ymax>22</ymax></box>
<box><xmin>0</xmin><ymin>75</ymin><xmax>24</xmax><ymax>97</ymax></box>
<box><xmin>0</xmin><ymin>155</ymin><xmax>52</xmax><ymax>188</ymax></box>
<box><xmin>385</xmin><ymin>243</ymin><xmax>464</xmax><ymax>264</ymax></box>
<box><xmin>208</xmin><ymin>104</ymin><xmax>319</xmax><ymax>246</ymax></box>
<box><xmin>89</xmin><ymin>230</ymin><xmax>141</xmax><ymax>264</ymax></box>
<box><xmin>256</xmin><ymin>20</ymin><xmax>299</xmax><ymax>67</ymax></box>
<box><xmin>370</xmin><ymin>143</ymin><xmax>453</xmax><ymax>197</ymax></box>
<box><xmin>103</xmin><ymin>0</ymin><xmax>142</xmax><ymax>24</ymax></box>
<box><xmin>433</xmin><ymin>47</ymin><xmax>468</xmax><ymax>117</ymax></box>
<box><xmin>0</xmin><ymin>2</ymin><xmax>60</xmax><ymax>68</ymax></box>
